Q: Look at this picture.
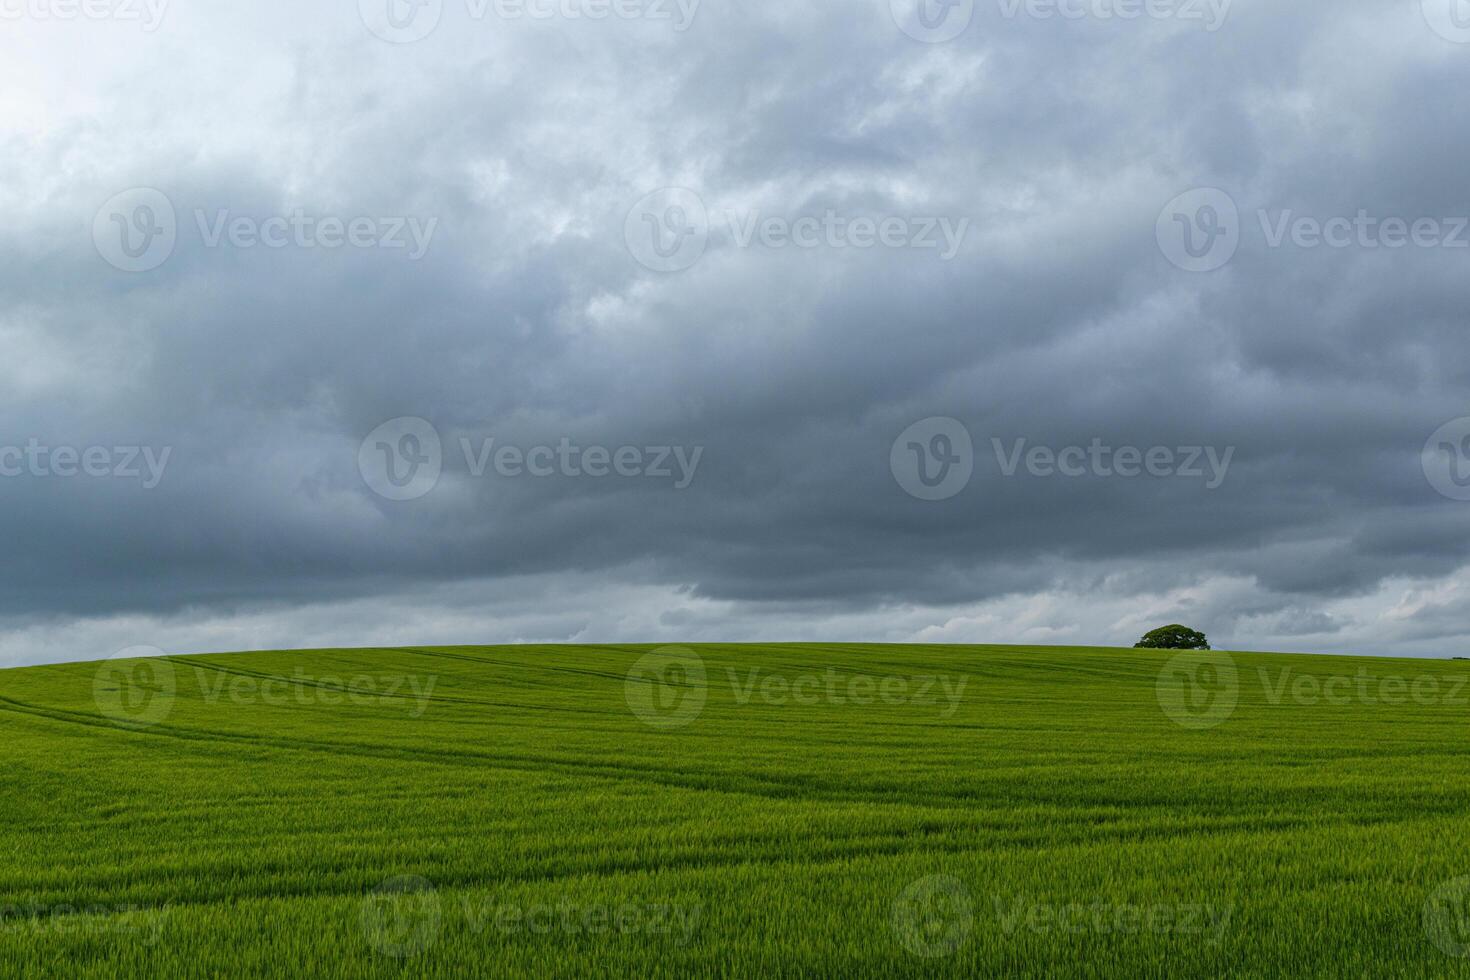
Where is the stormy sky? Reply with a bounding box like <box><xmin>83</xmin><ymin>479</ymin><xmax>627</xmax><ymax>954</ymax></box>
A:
<box><xmin>3</xmin><ymin>0</ymin><xmax>1470</xmax><ymax>666</ymax></box>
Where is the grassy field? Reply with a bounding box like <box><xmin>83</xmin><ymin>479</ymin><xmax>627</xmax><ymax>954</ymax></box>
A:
<box><xmin>3</xmin><ymin>642</ymin><xmax>1470</xmax><ymax>977</ymax></box>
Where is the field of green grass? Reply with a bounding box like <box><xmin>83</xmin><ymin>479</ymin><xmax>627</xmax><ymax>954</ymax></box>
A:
<box><xmin>4</xmin><ymin>642</ymin><xmax>1470</xmax><ymax>977</ymax></box>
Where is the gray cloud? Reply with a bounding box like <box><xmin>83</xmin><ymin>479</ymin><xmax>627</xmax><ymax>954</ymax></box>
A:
<box><xmin>2</xmin><ymin>0</ymin><xmax>1470</xmax><ymax>665</ymax></box>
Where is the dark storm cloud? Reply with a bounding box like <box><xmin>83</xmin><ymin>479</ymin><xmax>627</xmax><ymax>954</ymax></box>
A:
<box><xmin>2</xmin><ymin>0</ymin><xmax>1470</xmax><ymax>663</ymax></box>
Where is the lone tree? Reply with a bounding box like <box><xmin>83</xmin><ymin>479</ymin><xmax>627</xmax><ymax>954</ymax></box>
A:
<box><xmin>1134</xmin><ymin>624</ymin><xmax>1210</xmax><ymax>650</ymax></box>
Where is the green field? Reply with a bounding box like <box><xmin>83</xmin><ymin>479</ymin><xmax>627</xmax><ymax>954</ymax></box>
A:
<box><xmin>4</xmin><ymin>643</ymin><xmax>1470</xmax><ymax>977</ymax></box>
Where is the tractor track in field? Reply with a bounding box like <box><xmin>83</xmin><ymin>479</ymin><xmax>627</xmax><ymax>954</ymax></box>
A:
<box><xmin>0</xmin><ymin>693</ymin><xmax>1005</xmax><ymax>809</ymax></box>
<box><xmin>0</xmin><ymin>691</ymin><xmax>1417</xmax><ymax>841</ymax></box>
<box><xmin>175</xmin><ymin>657</ymin><xmax>618</xmax><ymax>717</ymax></box>
<box><xmin>0</xmin><ymin>802</ymin><xmax>1344</xmax><ymax>920</ymax></box>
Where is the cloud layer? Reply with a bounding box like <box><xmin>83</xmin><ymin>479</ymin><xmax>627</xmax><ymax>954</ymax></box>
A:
<box><xmin>3</xmin><ymin>0</ymin><xmax>1470</xmax><ymax>665</ymax></box>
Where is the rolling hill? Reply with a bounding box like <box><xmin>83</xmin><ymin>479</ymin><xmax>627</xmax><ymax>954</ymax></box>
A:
<box><xmin>3</xmin><ymin>643</ymin><xmax>1469</xmax><ymax>976</ymax></box>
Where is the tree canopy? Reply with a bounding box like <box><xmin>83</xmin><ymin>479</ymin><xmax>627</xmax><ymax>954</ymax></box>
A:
<box><xmin>1134</xmin><ymin>624</ymin><xmax>1210</xmax><ymax>650</ymax></box>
